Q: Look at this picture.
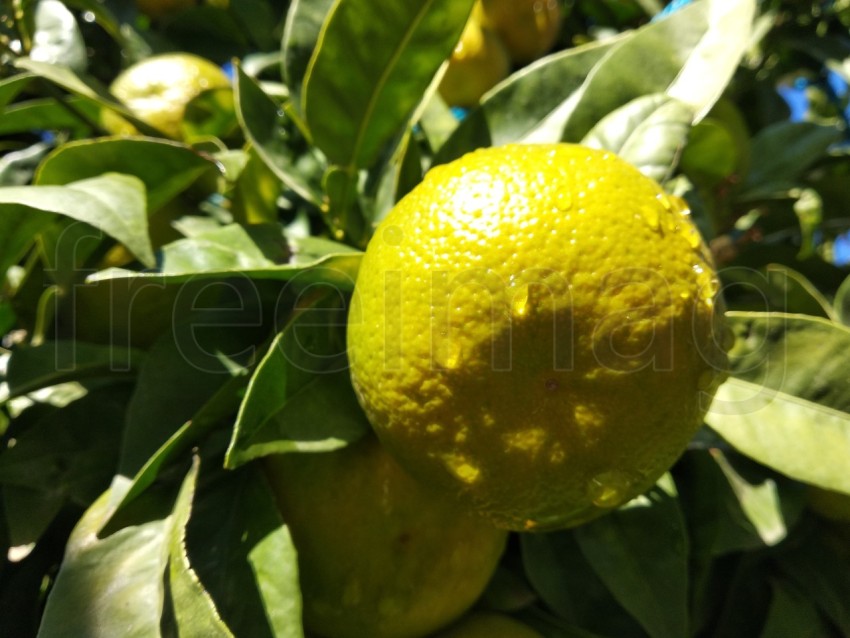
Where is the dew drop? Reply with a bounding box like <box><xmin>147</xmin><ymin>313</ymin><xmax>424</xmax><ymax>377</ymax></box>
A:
<box><xmin>639</xmin><ymin>205</ymin><xmax>661</xmax><ymax>232</ymax></box>
<box><xmin>683</xmin><ymin>224</ymin><xmax>703</xmax><ymax>249</ymax></box>
<box><xmin>587</xmin><ymin>470</ymin><xmax>640</xmax><ymax>509</ymax></box>
<box><xmin>555</xmin><ymin>190</ymin><xmax>573</xmax><ymax>212</ymax></box>
<box><xmin>512</xmin><ymin>285</ymin><xmax>530</xmax><ymax>318</ymax></box>
<box><xmin>435</xmin><ymin>338</ymin><xmax>462</xmax><ymax>370</ymax></box>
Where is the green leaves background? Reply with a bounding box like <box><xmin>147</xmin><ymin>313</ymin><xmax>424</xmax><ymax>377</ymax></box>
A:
<box><xmin>1</xmin><ymin>0</ymin><xmax>850</xmax><ymax>636</ymax></box>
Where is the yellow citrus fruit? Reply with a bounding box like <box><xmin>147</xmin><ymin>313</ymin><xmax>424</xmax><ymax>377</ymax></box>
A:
<box><xmin>438</xmin><ymin>9</ymin><xmax>510</xmax><ymax>107</ymax></box>
<box><xmin>103</xmin><ymin>53</ymin><xmax>231</xmax><ymax>139</ymax></box>
<box><xmin>136</xmin><ymin>0</ymin><xmax>195</xmax><ymax>20</ymax></box>
<box><xmin>347</xmin><ymin>143</ymin><xmax>728</xmax><ymax>531</ymax></box>
<box><xmin>478</xmin><ymin>0</ymin><xmax>562</xmax><ymax>63</ymax></box>
<box><xmin>434</xmin><ymin>612</ymin><xmax>543</xmax><ymax>638</ymax></box>
<box><xmin>264</xmin><ymin>435</ymin><xmax>507</xmax><ymax>638</ymax></box>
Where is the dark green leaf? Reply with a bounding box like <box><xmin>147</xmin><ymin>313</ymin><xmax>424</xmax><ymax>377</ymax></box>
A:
<box><xmin>303</xmin><ymin>0</ymin><xmax>474</xmax><ymax>168</ymax></box>
<box><xmin>120</xmin><ymin>319</ymin><xmax>255</xmax><ymax>475</ymax></box>
<box><xmin>0</xmin><ymin>74</ymin><xmax>35</xmax><ymax>110</ymax></box>
<box><xmin>187</xmin><ymin>464</ymin><xmax>302</xmax><ymax>638</ymax></box>
<box><xmin>37</xmin><ymin>478</ymin><xmax>170</xmax><ymax>638</ymax></box>
<box><xmin>0</xmin><ymin>205</ymin><xmax>53</xmax><ymax>276</ymax></box>
<box><xmin>282</xmin><ymin>0</ymin><xmax>336</xmax><ymax>115</ymax></box>
<box><xmin>168</xmin><ymin>458</ymin><xmax>234</xmax><ymax>637</ymax></box>
<box><xmin>764</xmin><ymin>265</ymin><xmax>834</xmax><ymax>319</ymax></box>
<box><xmin>234</xmin><ymin>66</ymin><xmax>323</xmax><ymax>206</ymax></box>
<box><xmin>759</xmin><ymin>580</ymin><xmax>830</xmax><ymax>638</ymax></box>
<box><xmin>2</xmin><ymin>484</ymin><xmax>65</xmax><ymax>547</ymax></box>
<box><xmin>34</xmin><ymin>137</ymin><xmax>218</xmax><ymax>212</ymax></box>
<box><xmin>0</xmin><ymin>389</ymin><xmax>125</xmax><ymax>508</ymax></box>
<box><xmin>0</xmin><ymin>97</ymin><xmax>100</xmax><ymax>137</ymax></box>
<box><xmin>706</xmin><ymin>312</ymin><xmax>850</xmax><ymax>493</ymax></box>
<box><xmin>4</xmin><ymin>341</ymin><xmax>140</xmax><ymax>399</ymax></box>
<box><xmin>226</xmin><ymin>290</ymin><xmax>356</xmax><ymax>468</ymax></box>
<box><xmin>834</xmin><ymin>273</ymin><xmax>850</xmax><ymax>326</ymax></box>
<box><xmin>0</xmin><ymin>173</ymin><xmax>154</xmax><ymax>267</ymax></box>
<box><xmin>520</xmin><ymin>532</ymin><xmax>646</xmax><ymax>637</ymax></box>
<box><xmin>581</xmin><ymin>93</ymin><xmax>694</xmax><ymax>182</ymax></box>
<box><xmin>774</xmin><ymin>540</ymin><xmax>850</xmax><ymax>635</ymax></box>
<box><xmin>574</xmin><ymin>475</ymin><xmax>689</xmax><ymax>638</ymax></box>
<box><xmin>13</xmin><ymin>58</ymin><xmax>161</xmax><ymax>137</ymax></box>
<box><xmin>741</xmin><ymin>122</ymin><xmax>843</xmax><ymax>198</ymax></box>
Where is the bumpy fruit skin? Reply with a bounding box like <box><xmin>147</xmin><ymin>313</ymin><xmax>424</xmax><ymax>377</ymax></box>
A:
<box><xmin>347</xmin><ymin>144</ymin><xmax>728</xmax><ymax>531</ymax></box>
<box><xmin>479</xmin><ymin>0</ymin><xmax>562</xmax><ymax>63</ymax></box>
<box><xmin>103</xmin><ymin>53</ymin><xmax>231</xmax><ymax>139</ymax></box>
<box><xmin>438</xmin><ymin>12</ymin><xmax>510</xmax><ymax>107</ymax></box>
<box><xmin>264</xmin><ymin>436</ymin><xmax>507</xmax><ymax>638</ymax></box>
<box><xmin>435</xmin><ymin>612</ymin><xmax>543</xmax><ymax>638</ymax></box>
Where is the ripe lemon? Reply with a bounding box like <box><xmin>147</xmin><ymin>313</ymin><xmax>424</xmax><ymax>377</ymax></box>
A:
<box><xmin>103</xmin><ymin>53</ymin><xmax>231</xmax><ymax>139</ymax></box>
<box><xmin>435</xmin><ymin>612</ymin><xmax>543</xmax><ymax>637</ymax></box>
<box><xmin>347</xmin><ymin>144</ymin><xmax>728</xmax><ymax>531</ymax></box>
<box><xmin>264</xmin><ymin>435</ymin><xmax>507</xmax><ymax>638</ymax></box>
<box><xmin>478</xmin><ymin>0</ymin><xmax>562</xmax><ymax>63</ymax></box>
<box><xmin>438</xmin><ymin>8</ymin><xmax>510</xmax><ymax>107</ymax></box>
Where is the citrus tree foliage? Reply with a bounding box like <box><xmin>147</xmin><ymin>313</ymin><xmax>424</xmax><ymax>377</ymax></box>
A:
<box><xmin>1</xmin><ymin>0</ymin><xmax>850</xmax><ymax>637</ymax></box>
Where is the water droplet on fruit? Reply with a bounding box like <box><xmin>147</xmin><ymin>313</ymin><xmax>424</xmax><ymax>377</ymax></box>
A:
<box><xmin>640</xmin><ymin>205</ymin><xmax>661</xmax><ymax>232</ymax></box>
<box><xmin>555</xmin><ymin>190</ymin><xmax>572</xmax><ymax>212</ymax></box>
<box><xmin>587</xmin><ymin>470</ymin><xmax>640</xmax><ymax>508</ymax></box>
<box><xmin>512</xmin><ymin>285</ymin><xmax>530</xmax><ymax>317</ymax></box>
<box><xmin>435</xmin><ymin>339</ymin><xmax>462</xmax><ymax>370</ymax></box>
<box><xmin>683</xmin><ymin>224</ymin><xmax>703</xmax><ymax>249</ymax></box>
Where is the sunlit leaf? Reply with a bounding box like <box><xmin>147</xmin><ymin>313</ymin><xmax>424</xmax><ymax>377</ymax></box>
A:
<box><xmin>575</xmin><ymin>475</ymin><xmax>689</xmax><ymax>638</ymax></box>
<box><xmin>303</xmin><ymin>0</ymin><xmax>474</xmax><ymax>168</ymax></box>
<box><xmin>38</xmin><ymin>478</ymin><xmax>170</xmax><ymax>638</ymax></box>
<box><xmin>34</xmin><ymin>137</ymin><xmax>218</xmax><ymax>212</ymax></box>
<box><xmin>168</xmin><ymin>458</ymin><xmax>234</xmax><ymax>637</ymax></box>
<box><xmin>581</xmin><ymin>93</ymin><xmax>694</xmax><ymax>182</ymax></box>
<box><xmin>282</xmin><ymin>0</ymin><xmax>335</xmax><ymax>115</ymax></box>
<box><xmin>707</xmin><ymin>319</ymin><xmax>850</xmax><ymax>493</ymax></box>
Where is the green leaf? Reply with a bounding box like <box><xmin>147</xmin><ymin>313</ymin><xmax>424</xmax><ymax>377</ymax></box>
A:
<box><xmin>158</xmin><ymin>224</ymin><xmax>276</xmax><ymax>273</ymax></box>
<box><xmin>834</xmin><ymin>273</ymin><xmax>850</xmax><ymax>326</ymax></box>
<box><xmin>111</xmin><ymin>374</ymin><xmax>249</xmax><ymax>522</ymax></box>
<box><xmin>246</xmin><ymin>481</ymin><xmax>303</xmax><ymax>638</ymax></box>
<box><xmin>186</xmin><ymin>464</ymin><xmax>302</xmax><ymax>638</ymax></box>
<box><xmin>34</xmin><ymin>137</ymin><xmax>218</xmax><ymax>212</ymax></box>
<box><xmin>581</xmin><ymin>93</ymin><xmax>694</xmax><ymax>182</ymax></box>
<box><xmin>774</xmin><ymin>540</ymin><xmax>850</xmax><ymax>635</ymax></box>
<box><xmin>168</xmin><ymin>458</ymin><xmax>234</xmax><ymax>638</ymax></box>
<box><xmin>37</xmin><ymin>478</ymin><xmax>170</xmax><ymax>638</ymax></box>
<box><xmin>0</xmin><ymin>389</ymin><xmax>125</xmax><ymax>508</ymax></box>
<box><xmin>706</xmin><ymin>312</ymin><xmax>850</xmax><ymax>493</ymax></box>
<box><xmin>2</xmin><ymin>484</ymin><xmax>64</xmax><ymax>548</ymax></box>
<box><xmin>282</xmin><ymin>0</ymin><xmax>336</xmax><ymax>116</ymax></box>
<box><xmin>741</xmin><ymin>122</ymin><xmax>843</xmax><ymax>198</ymax></box>
<box><xmin>4</xmin><ymin>341</ymin><xmax>140</xmax><ymax>400</ymax></box>
<box><xmin>0</xmin><ymin>73</ymin><xmax>35</xmax><ymax>110</ymax></box>
<box><xmin>709</xmin><ymin>451</ymin><xmax>788</xmax><ymax>547</ymax></box>
<box><xmin>764</xmin><ymin>265</ymin><xmax>835</xmax><ymax>319</ymax></box>
<box><xmin>0</xmin><ymin>173</ymin><xmax>154</xmax><ymax>267</ymax></box>
<box><xmin>0</xmin><ymin>206</ymin><xmax>53</xmax><ymax>276</ymax></box>
<box><xmin>525</xmin><ymin>0</ymin><xmax>734</xmax><ymax>144</ymax></box>
<box><xmin>434</xmin><ymin>37</ymin><xmax>620</xmax><ymax>164</ymax></box>
<box><xmin>520</xmin><ymin>532</ymin><xmax>646</xmax><ymax>636</ymax></box>
<box><xmin>302</xmin><ymin>0</ymin><xmax>474</xmax><ymax>168</ymax></box>
<box><xmin>0</xmin><ymin>97</ymin><xmax>101</xmax><ymax>137</ymax></box>
<box><xmin>234</xmin><ymin>65</ymin><xmax>323</xmax><ymax>206</ymax></box>
<box><xmin>759</xmin><ymin>581</ymin><xmax>830</xmax><ymax>638</ymax></box>
<box><xmin>226</xmin><ymin>290</ymin><xmax>357</xmax><ymax>468</ymax></box>
<box><xmin>120</xmin><ymin>320</ymin><xmax>254</xmax><ymax>475</ymax></box>
<box><xmin>574</xmin><ymin>475</ymin><xmax>689</xmax><ymax>638</ymax></box>
<box><xmin>13</xmin><ymin>58</ymin><xmax>161</xmax><ymax>137</ymax></box>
